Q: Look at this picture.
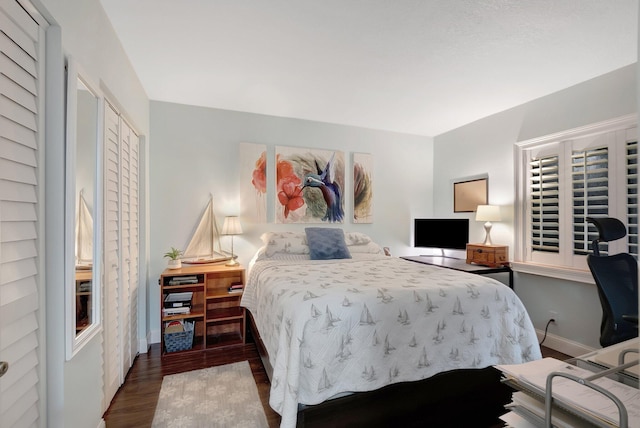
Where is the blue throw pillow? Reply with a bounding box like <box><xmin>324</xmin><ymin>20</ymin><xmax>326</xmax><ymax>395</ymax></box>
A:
<box><xmin>305</xmin><ymin>228</ymin><xmax>352</xmax><ymax>260</ymax></box>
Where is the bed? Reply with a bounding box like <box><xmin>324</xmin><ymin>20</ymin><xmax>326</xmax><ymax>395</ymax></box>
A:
<box><xmin>241</xmin><ymin>229</ymin><xmax>542</xmax><ymax>427</ymax></box>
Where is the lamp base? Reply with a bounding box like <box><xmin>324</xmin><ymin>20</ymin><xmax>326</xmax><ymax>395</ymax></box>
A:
<box><xmin>482</xmin><ymin>222</ymin><xmax>493</xmax><ymax>246</ymax></box>
<box><xmin>226</xmin><ymin>257</ymin><xmax>239</xmax><ymax>267</ymax></box>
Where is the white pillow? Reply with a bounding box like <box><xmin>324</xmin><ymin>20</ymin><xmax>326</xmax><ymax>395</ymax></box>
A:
<box><xmin>260</xmin><ymin>232</ymin><xmax>310</xmax><ymax>257</ymax></box>
<box><xmin>347</xmin><ymin>241</ymin><xmax>384</xmax><ymax>254</ymax></box>
<box><xmin>344</xmin><ymin>232</ymin><xmax>373</xmax><ymax>246</ymax></box>
<box><xmin>254</xmin><ymin>246</ymin><xmax>311</xmax><ymax>262</ymax></box>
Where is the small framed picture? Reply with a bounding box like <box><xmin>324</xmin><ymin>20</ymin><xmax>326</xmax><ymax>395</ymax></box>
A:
<box><xmin>454</xmin><ymin>178</ymin><xmax>488</xmax><ymax>212</ymax></box>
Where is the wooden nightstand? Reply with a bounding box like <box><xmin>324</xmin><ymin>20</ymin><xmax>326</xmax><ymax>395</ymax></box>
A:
<box><xmin>203</xmin><ymin>265</ymin><xmax>246</xmax><ymax>350</ymax></box>
<box><xmin>160</xmin><ymin>264</ymin><xmax>245</xmax><ymax>356</ymax></box>
<box><xmin>466</xmin><ymin>244</ymin><xmax>509</xmax><ymax>267</ymax></box>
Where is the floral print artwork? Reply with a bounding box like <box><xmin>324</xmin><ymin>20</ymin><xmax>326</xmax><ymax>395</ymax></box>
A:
<box><xmin>353</xmin><ymin>152</ymin><xmax>373</xmax><ymax>223</ymax></box>
<box><xmin>240</xmin><ymin>142</ymin><xmax>267</xmax><ymax>223</ymax></box>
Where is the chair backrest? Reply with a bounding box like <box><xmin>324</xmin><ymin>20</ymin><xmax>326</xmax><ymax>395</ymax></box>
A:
<box><xmin>587</xmin><ymin>253</ymin><xmax>638</xmax><ymax>347</ymax></box>
<box><xmin>586</xmin><ymin>216</ymin><xmax>627</xmax><ymax>256</ymax></box>
<box><xmin>586</xmin><ymin>216</ymin><xmax>638</xmax><ymax>347</ymax></box>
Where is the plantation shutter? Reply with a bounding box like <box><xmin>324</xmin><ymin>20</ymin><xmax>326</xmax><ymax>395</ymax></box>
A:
<box><xmin>0</xmin><ymin>0</ymin><xmax>43</xmax><ymax>425</ymax></box>
<box><xmin>530</xmin><ymin>155</ymin><xmax>560</xmax><ymax>252</ymax></box>
<box><xmin>572</xmin><ymin>147</ymin><xmax>608</xmax><ymax>255</ymax></box>
<box><xmin>627</xmin><ymin>140</ymin><xmax>638</xmax><ymax>258</ymax></box>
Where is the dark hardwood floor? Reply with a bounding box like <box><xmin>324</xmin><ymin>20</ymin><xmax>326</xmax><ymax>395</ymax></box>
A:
<box><xmin>103</xmin><ymin>342</ymin><xmax>570</xmax><ymax>427</ymax></box>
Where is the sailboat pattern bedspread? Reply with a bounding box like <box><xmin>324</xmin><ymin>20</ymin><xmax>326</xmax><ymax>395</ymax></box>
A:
<box><xmin>241</xmin><ymin>255</ymin><xmax>542</xmax><ymax>428</ymax></box>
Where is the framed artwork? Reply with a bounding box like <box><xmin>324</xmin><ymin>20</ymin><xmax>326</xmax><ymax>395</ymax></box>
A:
<box><xmin>353</xmin><ymin>152</ymin><xmax>373</xmax><ymax>223</ymax></box>
<box><xmin>275</xmin><ymin>146</ymin><xmax>345</xmax><ymax>223</ymax></box>
<box><xmin>454</xmin><ymin>178</ymin><xmax>488</xmax><ymax>212</ymax></box>
<box><xmin>240</xmin><ymin>142</ymin><xmax>267</xmax><ymax>223</ymax></box>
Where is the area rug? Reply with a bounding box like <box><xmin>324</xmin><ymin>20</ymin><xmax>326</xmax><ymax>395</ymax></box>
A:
<box><xmin>152</xmin><ymin>360</ymin><xmax>269</xmax><ymax>428</ymax></box>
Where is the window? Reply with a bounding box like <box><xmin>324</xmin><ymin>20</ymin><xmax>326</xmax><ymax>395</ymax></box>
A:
<box><xmin>514</xmin><ymin>115</ymin><xmax>637</xmax><ymax>282</ymax></box>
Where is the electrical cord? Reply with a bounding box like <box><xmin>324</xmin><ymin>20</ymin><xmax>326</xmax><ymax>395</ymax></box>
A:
<box><xmin>538</xmin><ymin>318</ymin><xmax>555</xmax><ymax>346</ymax></box>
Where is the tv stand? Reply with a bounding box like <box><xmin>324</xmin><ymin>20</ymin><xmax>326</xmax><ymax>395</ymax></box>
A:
<box><xmin>401</xmin><ymin>255</ymin><xmax>513</xmax><ymax>289</ymax></box>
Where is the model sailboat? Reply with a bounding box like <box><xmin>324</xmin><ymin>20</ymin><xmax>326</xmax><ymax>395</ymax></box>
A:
<box><xmin>181</xmin><ymin>196</ymin><xmax>231</xmax><ymax>264</ymax></box>
<box><xmin>75</xmin><ymin>191</ymin><xmax>93</xmax><ymax>270</ymax></box>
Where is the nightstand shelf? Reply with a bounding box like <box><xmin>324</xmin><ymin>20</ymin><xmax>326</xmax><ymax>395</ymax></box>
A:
<box><xmin>205</xmin><ymin>329</ymin><xmax>244</xmax><ymax>347</ymax></box>
<box><xmin>206</xmin><ymin>304</ymin><xmax>244</xmax><ymax>320</ymax></box>
<box><xmin>160</xmin><ymin>264</ymin><xmax>245</xmax><ymax>356</ymax></box>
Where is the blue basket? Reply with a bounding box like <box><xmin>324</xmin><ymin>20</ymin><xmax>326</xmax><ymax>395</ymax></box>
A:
<box><xmin>164</xmin><ymin>321</ymin><xmax>194</xmax><ymax>353</ymax></box>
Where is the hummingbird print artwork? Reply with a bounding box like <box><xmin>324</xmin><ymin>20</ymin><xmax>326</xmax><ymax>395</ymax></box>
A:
<box><xmin>302</xmin><ymin>152</ymin><xmax>344</xmax><ymax>222</ymax></box>
<box><xmin>275</xmin><ymin>147</ymin><xmax>345</xmax><ymax>223</ymax></box>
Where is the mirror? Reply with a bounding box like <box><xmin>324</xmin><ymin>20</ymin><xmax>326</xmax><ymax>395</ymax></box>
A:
<box><xmin>66</xmin><ymin>58</ymin><xmax>103</xmax><ymax>359</ymax></box>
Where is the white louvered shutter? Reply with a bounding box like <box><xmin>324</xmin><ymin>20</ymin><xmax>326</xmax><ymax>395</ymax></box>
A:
<box><xmin>0</xmin><ymin>0</ymin><xmax>43</xmax><ymax>425</ymax></box>
<box><xmin>103</xmin><ymin>103</ymin><xmax>121</xmax><ymax>405</ymax></box>
<box><xmin>572</xmin><ymin>146</ymin><xmax>609</xmax><ymax>255</ymax></box>
<box><xmin>530</xmin><ymin>155</ymin><xmax>560</xmax><ymax>253</ymax></box>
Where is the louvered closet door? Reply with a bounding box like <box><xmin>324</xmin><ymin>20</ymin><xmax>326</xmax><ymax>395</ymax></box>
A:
<box><xmin>119</xmin><ymin>119</ymin><xmax>140</xmax><ymax>373</ymax></box>
<box><xmin>103</xmin><ymin>105</ymin><xmax>140</xmax><ymax>409</ymax></box>
<box><xmin>0</xmin><ymin>0</ymin><xmax>44</xmax><ymax>425</ymax></box>
<box><xmin>104</xmin><ymin>103</ymin><xmax>121</xmax><ymax>405</ymax></box>
<box><xmin>120</xmin><ymin>122</ymin><xmax>131</xmax><ymax>373</ymax></box>
<box><xmin>125</xmin><ymin>121</ymin><xmax>139</xmax><ymax>367</ymax></box>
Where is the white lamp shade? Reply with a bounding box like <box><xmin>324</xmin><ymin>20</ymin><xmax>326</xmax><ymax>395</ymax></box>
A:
<box><xmin>475</xmin><ymin>205</ymin><xmax>501</xmax><ymax>222</ymax></box>
<box><xmin>221</xmin><ymin>216</ymin><xmax>242</xmax><ymax>235</ymax></box>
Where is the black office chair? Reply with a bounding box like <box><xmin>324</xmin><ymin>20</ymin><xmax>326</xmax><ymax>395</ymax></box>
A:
<box><xmin>586</xmin><ymin>217</ymin><xmax>638</xmax><ymax>347</ymax></box>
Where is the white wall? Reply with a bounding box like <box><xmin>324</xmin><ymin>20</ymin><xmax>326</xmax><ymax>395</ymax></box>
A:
<box><xmin>36</xmin><ymin>0</ymin><xmax>149</xmax><ymax>427</ymax></box>
<box><xmin>149</xmin><ymin>101</ymin><xmax>433</xmax><ymax>339</ymax></box>
<box><xmin>433</xmin><ymin>64</ymin><xmax>637</xmax><ymax>352</ymax></box>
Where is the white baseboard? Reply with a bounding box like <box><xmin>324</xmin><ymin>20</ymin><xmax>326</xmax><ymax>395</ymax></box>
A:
<box><xmin>150</xmin><ymin>328</ymin><xmax>161</xmax><ymax>344</ymax></box>
<box><xmin>138</xmin><ymin>337</ymin><xmax>149</xmax><ymax>354</ymax></box>
<box><xmin>536</xmin><ymin>329</ymin><xmax>596</xmax><ymax>357</ymax></box>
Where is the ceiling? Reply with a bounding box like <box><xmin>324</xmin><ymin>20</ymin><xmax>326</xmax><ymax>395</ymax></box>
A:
<box><xmin>99</xmin><ymin>0</ymin><xmax>638</xmax><ymax>137</ymax></box>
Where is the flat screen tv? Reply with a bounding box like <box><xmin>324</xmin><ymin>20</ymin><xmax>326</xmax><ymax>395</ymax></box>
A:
<box><xmin>414</xmin><ymin>218</ymin><xmax>469</xmax><ymax>250</ymax></box>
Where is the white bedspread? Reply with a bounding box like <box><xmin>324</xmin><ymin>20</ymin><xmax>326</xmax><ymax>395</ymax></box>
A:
<box><xmin>241</xmin><ymin>255</ymin><xmax>542</xmax><ymax>428</ymax></box>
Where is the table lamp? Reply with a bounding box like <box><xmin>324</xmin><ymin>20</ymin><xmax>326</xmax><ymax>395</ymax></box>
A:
<box><xmin>221</xmin><ymin>216</ymin><xmax>242</xmax><ymax>266</ymax></box>
<box><xmin>475</xmin><ymin>205</ymin><xmax>501</xmax><ymax>246</ymax></box>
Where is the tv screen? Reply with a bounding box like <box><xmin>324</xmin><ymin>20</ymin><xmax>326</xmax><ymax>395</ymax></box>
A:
<box><xmin>414</xmin><ymin>218</ymin><xmax>469</xmax><ymax>250</ymax></box>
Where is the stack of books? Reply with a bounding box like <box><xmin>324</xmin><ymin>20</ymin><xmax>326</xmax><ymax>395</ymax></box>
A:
<box><xmin>228</xmin><ymin>283</ymin><xmax>244</xmax><ymax>293</ymax></box>
<box><xmin>168</xmin><ymin>276</ymin><xmax>198</xmax><ymax>286</ymax></box>
<box><xmin>163</xmin><ymin>292</ymin><xmax>193</xmax><ymax>315</ymax></box>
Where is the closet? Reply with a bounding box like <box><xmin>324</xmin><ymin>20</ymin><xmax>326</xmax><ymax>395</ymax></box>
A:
<box><xmin>0</xmin><ymin>0</ymin><xmax>46</xmax><ymax>424</ymax></box>
<box><xmin>103</xmin><ymin>102</ymin><xmax>140</xmax><ymax>409</ymax></box>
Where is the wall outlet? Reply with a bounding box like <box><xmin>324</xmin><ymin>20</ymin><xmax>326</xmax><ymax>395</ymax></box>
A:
<box><xmin>548</xmin><ymin>310</ymin><xmax>559</xmax><ymax>324</ymax></box>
